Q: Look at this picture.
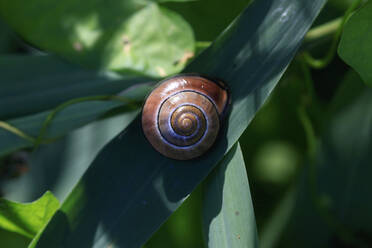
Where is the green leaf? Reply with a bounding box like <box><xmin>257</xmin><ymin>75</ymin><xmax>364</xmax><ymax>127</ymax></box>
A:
<box><xmin>0</xmin><ymin>1</ymin><xmax>194</xmax><ymax>77</ymax></box>
<box><xmin>31</xmin><ymin>1</ymin><xmax>326</xmax><ymax>247</ymax></box>
<box><xmin>0</xmin><ymin>55</ymin><xmax>152</xmax><ymax>120</ymax></box>
<box><xmin>338</xmin><ymin>1</ymin><xmax>372</xmax><ymax>86</ymax></box>
<box><xmin>0</xmin><ymin>229</ymin><xmax>30</xmax><ymax>248</ymax></box>
<box><xmin>328</xmin><ymin>70</ymin><xmax>365</xmax><ymax>113</ymax></box>
<box><xmin>203</xmin><ymin>142</ymin><xmax>258</xmax><ymax>248</ymax></box>
<box><xmin>0</xmin><ymin>191</ymin><xmax>59</xmax><ymax>239</ymax></box>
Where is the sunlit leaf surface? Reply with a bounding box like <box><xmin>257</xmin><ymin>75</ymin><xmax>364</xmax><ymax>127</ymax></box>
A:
<box><xmin>0</xmin><ymin>0</ymin><xmax>194</xmax><ymax>77</ymax></box>
<box><xmin>203</xmin><ymin>143</ymin><xmax>258</xmax><ymax>248</ymax></box>
<box><xmin>0</xmin><ymin>191</ymin><xmax>59</xmax><ymax>241</ymax></box>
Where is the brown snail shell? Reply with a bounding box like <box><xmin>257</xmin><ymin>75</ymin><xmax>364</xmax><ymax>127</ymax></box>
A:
<box><xmin>141</xmin><ymin>75</ymin><xmax>229</xmax><ymax>160</ymax></box>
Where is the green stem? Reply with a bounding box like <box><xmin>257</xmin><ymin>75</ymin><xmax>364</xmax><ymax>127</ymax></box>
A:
<box><xmin>195</xmin><ymin>41</ymin><xmax>211</xmax><ymax>50</ymax></box>
<box><xmin>303</xmin><ymin>17</ymin><xmax>342</xmax><ymax>45</ymax></box>
<box><xmin>33</xmin><ymin>95</ymin><xmax>140</xmax><ymax>149</ymax></box>
<box><xmin>299</xmin><ymin>57</ymin><xmax>316</xmax><ymax>102</ymax></box>
<box><xmin>1</xmin><ymin>95</ymin><xmax>140</xmax><ymax>152</ymax></box>
<box><xmin>0</xmin><ymin>121</ymin><xmax>36</xmax><ymax>143</ymax></box>
<box><xmin>303</xmin><ymin>0</ymin><xmax>363</xmax><ymax>69</ymax></box>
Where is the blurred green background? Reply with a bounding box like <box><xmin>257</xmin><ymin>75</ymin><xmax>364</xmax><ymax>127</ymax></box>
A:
<box><xmin>1</xmin><ymin>0</ymin><xmax>371</xmax><ymax>247</ymax></box>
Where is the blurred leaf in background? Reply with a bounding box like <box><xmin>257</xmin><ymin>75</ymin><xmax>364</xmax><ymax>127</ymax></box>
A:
<box><xmin>0</xmin><ymin>20</ymin><xmax>15</xmax><ymax>53</ymax></box>
<box><xmin>0</xmin><ymin>0</ymin><xmax>194</xmax><ymax>77</ymax></box>
<box><xmin>339</xmin><ymin>1</ymin><xmax>372</xmax><ymax>87</ymax></box>
<box><xmin>274</xmin><ymin>71</ymin><xmax>372</xmax><ymax>247</ymax></box>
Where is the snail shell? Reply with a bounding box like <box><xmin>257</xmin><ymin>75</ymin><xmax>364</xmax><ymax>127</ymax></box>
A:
<box><xmin>142</xmin><ymin>75</ymin><xmax>229</xmax><ymax>160</ymax></box>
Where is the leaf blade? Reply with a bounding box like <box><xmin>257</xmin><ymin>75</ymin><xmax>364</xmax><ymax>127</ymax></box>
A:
<box><xmin>0</xmin><ymin>191</ymin><xmax>59</xmax><ymax>239</ymax></box>
<box><xmin>0</xmin><ymin>1</ymin><xmax>194</xmax><ymax>77</ymax></box>
<box><xmin>203</xmin><ymin>142</ymin><xmax>258</xmax><ymax>248</ymax></box>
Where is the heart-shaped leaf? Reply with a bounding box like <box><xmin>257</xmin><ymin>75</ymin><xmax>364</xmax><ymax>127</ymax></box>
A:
<box><xmin>0</xmin><ymin>1</ymin><xmax>194</xmax><ymax>77</ymax></box>
<box><xmin>338</xmin><ymin>1</ymin><xmax>372</xmax><ymax>87</ymax></box>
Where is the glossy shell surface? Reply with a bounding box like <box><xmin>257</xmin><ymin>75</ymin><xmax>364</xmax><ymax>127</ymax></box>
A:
<box><xmin>142</xmin><ymin>75</ymin><xmax>229</xmax><ymax>160</ymax></box>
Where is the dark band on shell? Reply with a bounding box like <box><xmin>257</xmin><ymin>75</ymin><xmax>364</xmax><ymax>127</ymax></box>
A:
<box><xmin>142</xmin><ymin>75</ymin><xmax>229</xmax><ymax>160</ymax></box>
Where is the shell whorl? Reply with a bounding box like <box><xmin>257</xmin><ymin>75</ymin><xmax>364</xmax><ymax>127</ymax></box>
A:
<box><xmin>142</xmin><ymin>75</ymin><xmax>229</xmax><ymax>160</ymax></box>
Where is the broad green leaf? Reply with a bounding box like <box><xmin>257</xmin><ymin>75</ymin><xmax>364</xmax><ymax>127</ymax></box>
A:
<box><xmin>0</xmin><ymin>1</ymin><xmax>194</xmax><ymax>77</ymax></box>
<box><xmin>31</xmin><ymin>1</ymin><xmax>326</xmax><ymax>247</ymax></box>
<box><xmin>0</xmin><ymin>191</ymin><xmax>59</xmax><ymax>239</ymax></box>
<box><xmin>0</xmin><ymin>229</ymin><xmax>29</xmax><ymax>248</ymax></box>
<box><xmin>0</xmin><ymin>82</ymin><xmax>152</xmax><ymax>156</ymax></box>
<box><xmin>338</xmin><ymin>1</ymin><xmax>372</xmax><ymax>86</ymax></box>
<box><xmin>203</xmin><ymin>143</ymin><xmax>258</xmax><ymax>248</ymax></box>
<box><xmin>0</xmin><ymin>55</ymin><xmax>152</xmax><ymax>119</ymax></box>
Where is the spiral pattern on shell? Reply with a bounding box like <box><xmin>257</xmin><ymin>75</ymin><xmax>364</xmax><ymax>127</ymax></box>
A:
<box><xmin>142</xmin><ymin>75</ymin><xmax>229</xmax><ymax>160</ymax></box>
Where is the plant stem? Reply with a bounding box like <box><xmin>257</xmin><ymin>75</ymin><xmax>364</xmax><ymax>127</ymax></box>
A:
<box><xmin>0</xmin><ymin>95</ymin><xmax>141</xmax><ymax>153</ymax></box>
<box><xmin>303</xmin><ymin>0</ymin><xmax>363</xmax><ymax>69</ymax></box>
<box><xmin>299</xmin><ymin>57</ymin><xmax>317</xmax><ymax>102</ymax></box>
<box><xmin>34</xmin><ymin>95</ymin><xmax>140</xmax><ymax>148</ymax></box>
<box><xmin>303</xmin><ymin>17</ymin><xmax>342</xmax><ymax>45</ymax></box>
<box><xmin>0</xmin><ymin>121</ymin><xmax>35</xmax><ymax>143</ymax></box>
<box><xmin>195</xmin><ymin>41</ymin><xmax>211</xmax><ymax>50</ymax></box>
